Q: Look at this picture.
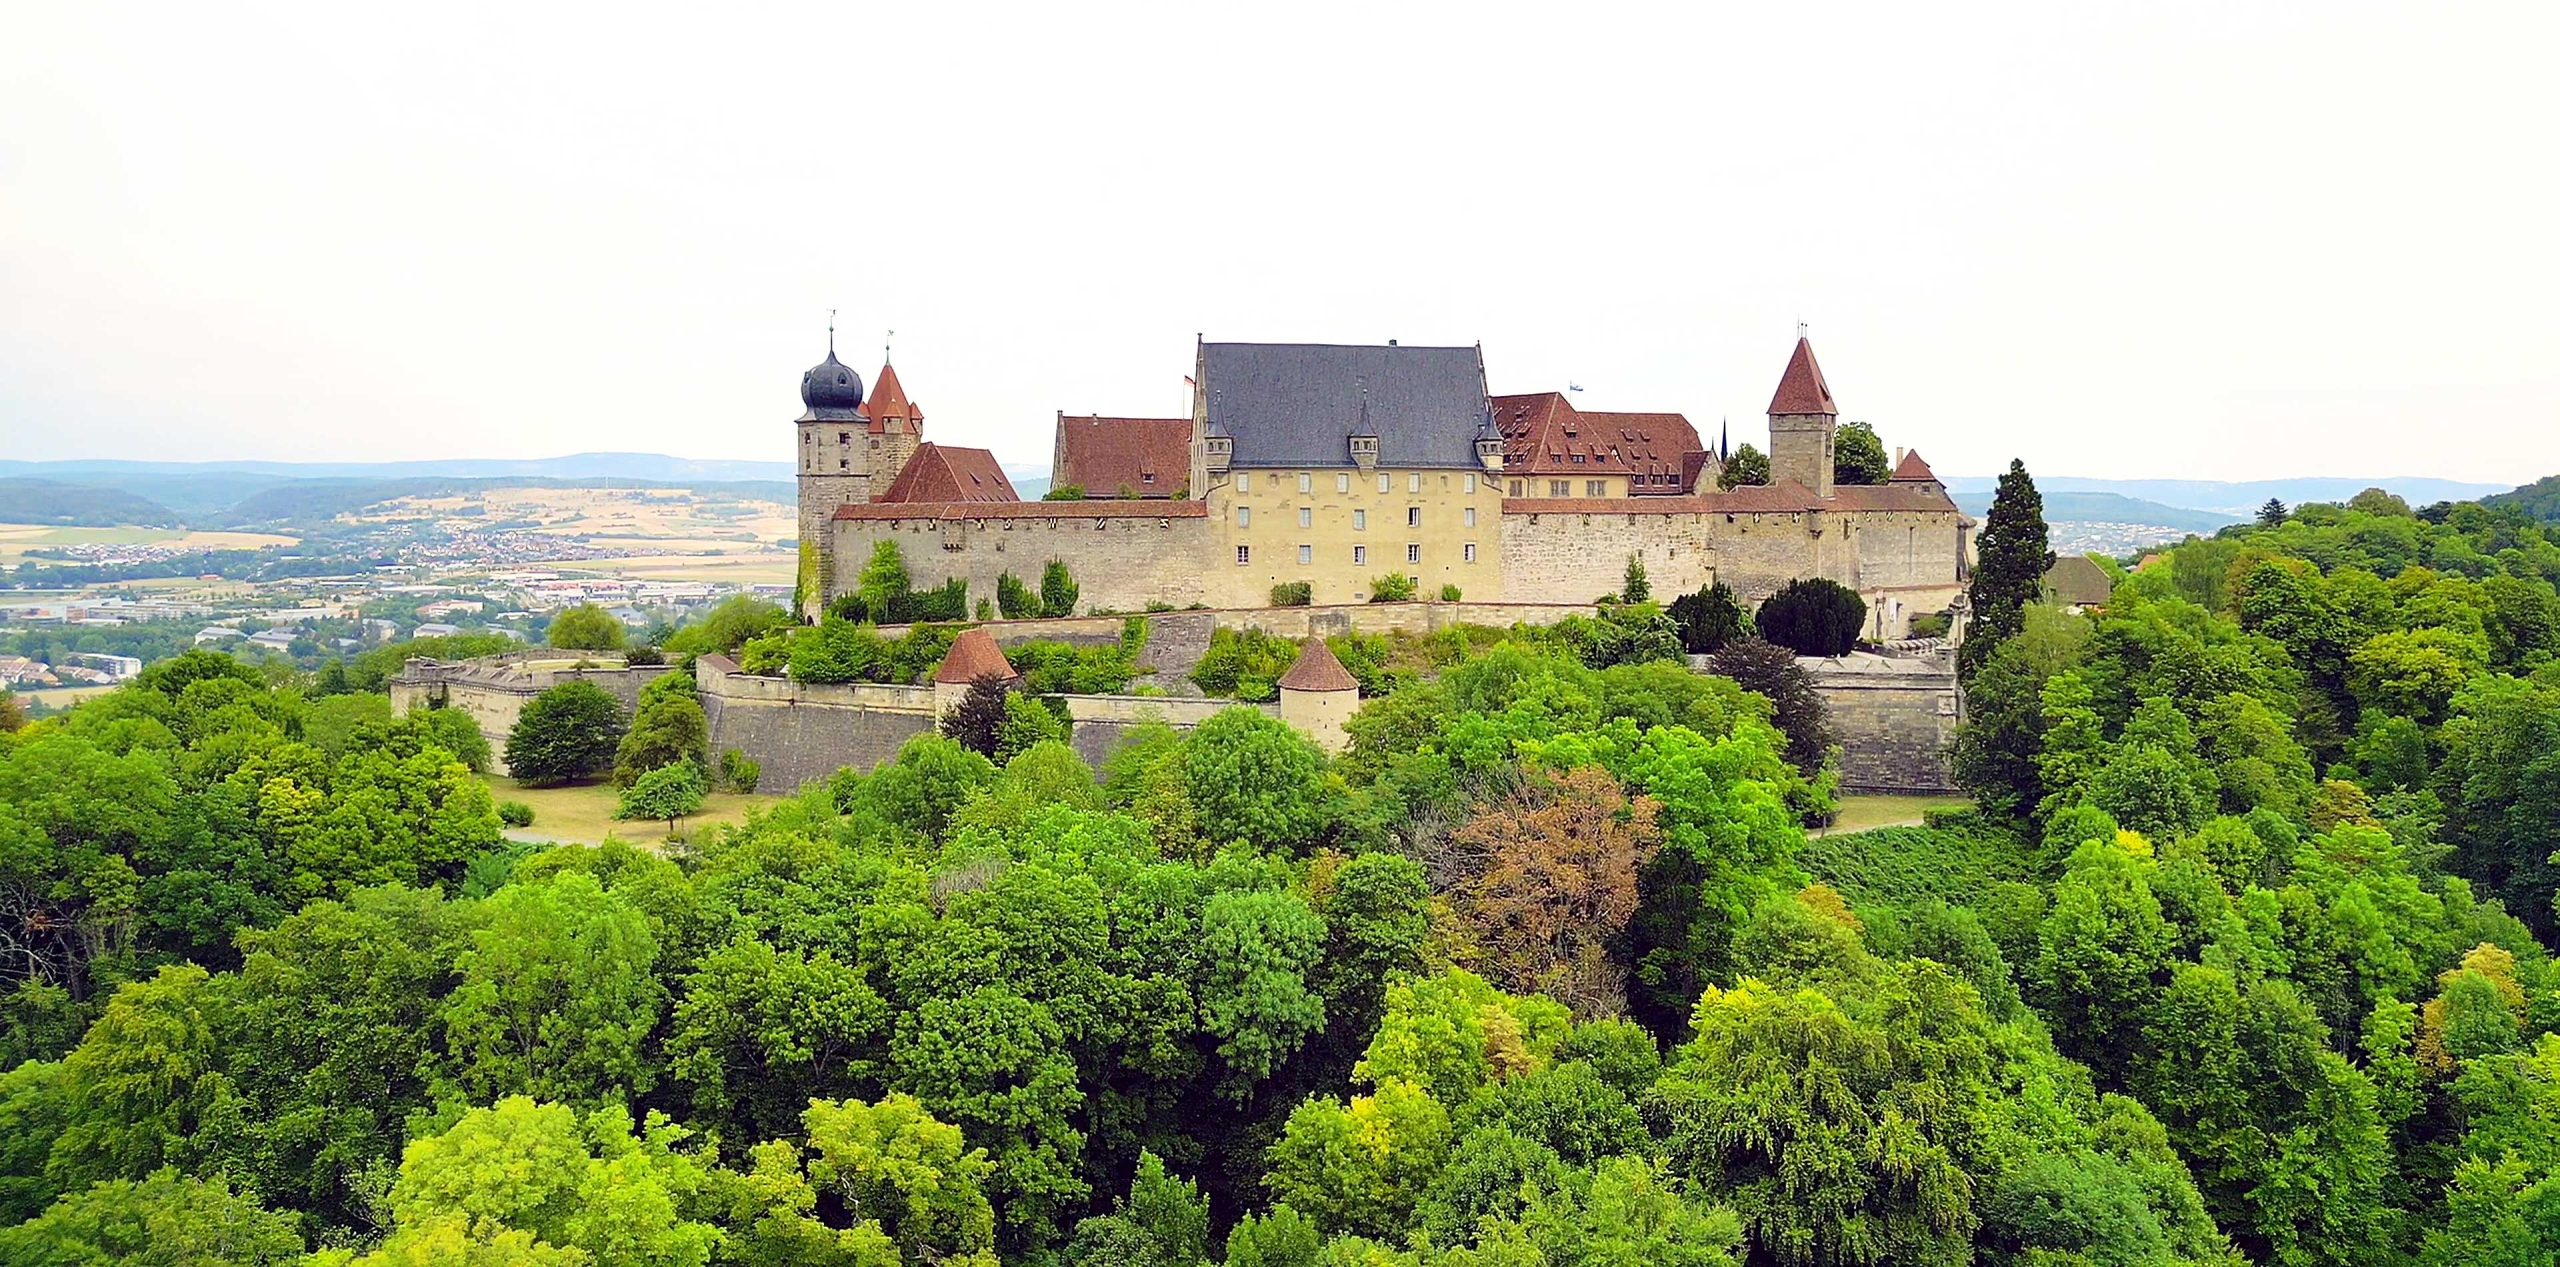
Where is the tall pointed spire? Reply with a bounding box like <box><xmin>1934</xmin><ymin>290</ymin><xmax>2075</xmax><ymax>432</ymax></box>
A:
<box><xmin>1767</xmin><ymin>336</ymin><xmax>1838</xmax><ymax>417</ymax></box>
<box><xmin>827</xmin><ymin>309</ymin><xmax>836</xmax><ymax>356</ymax></box>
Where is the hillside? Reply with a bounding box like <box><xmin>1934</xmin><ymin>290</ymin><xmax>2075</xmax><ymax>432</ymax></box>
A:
<box><xmin>2484</xmin><ymin>473</ymin><xmax>2560</xmax><ymax>522</ymax></box>
<box><xmin>0</xmin><ymin>452</ymin><xmax>796</xmax><ymax>482</ymax></box>
<box><xmin>1951</xmin><ymin>489</ymin><xmax>2238</xmax><ymax>534</ymax></box>
<box><xmin>0</xmin><ymin>478</ymin><xmax>182</xmax><ymax>528</ymax></box>
<box><xmin>1942</xmin><ymin>473</ymin><xmax>2507</xmax><ymax>516</ymax></box>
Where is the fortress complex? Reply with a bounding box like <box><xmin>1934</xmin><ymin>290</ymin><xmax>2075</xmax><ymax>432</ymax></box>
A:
<box><xmin>800</xmin><ymin>334</ymin><xmax>1971</xmax><ymax>637</ymax></box>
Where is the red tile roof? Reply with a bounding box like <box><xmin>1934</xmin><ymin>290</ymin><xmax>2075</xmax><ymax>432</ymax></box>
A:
<box><xmin>1277</xmin><ymin>637</ymin><xmax>1359</xmax><ymax>693</ymax></box>
<box><xmin>833</xmin><ymin>499</ymin><xmax>1208</xmax><ymax>522</ymax></box>
<box><xmin>1491</xmin><ymin>392</ymin><xmax>1706</xmax><ymax>492</ymax></box>
<box><xmin>876</xmin><ymin>443</ymin><xmax>1019</xmax><ymax>504</ymax></box>
<box><xmin>1890</xmin><ymin>449</ymin><xmax>1938</xmax><ymax>482</ymax></box>
<box><xmin>1767</xmin><ymin>337</ymin><xmax>1838</xmax><ymax>416</ymax></box>
<box><xmin>866</xmin><ymin>362</ymin><xmax>921</xmax><ymax>435</ymax></box>
<box><xmin>1501</xmin><ymin>477</ymin><xmax>1956</xmax><ymax>516</ymax></box>
<box><xmin>933</xmin><ymin>627</ymin><xmax>1017</xmax><ymax>684</ymax></box>
<box><xmin>1053</xmin><ymin>415</ymin><xmax>1193</xmax><ymax>499</ymax></box>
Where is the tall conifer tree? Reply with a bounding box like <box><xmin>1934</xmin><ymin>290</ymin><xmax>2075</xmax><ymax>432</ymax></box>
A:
<box><xmin>1958</xmin><ymin>458</ymin><xmax>2052</xmax><ymax>681</ymax></box>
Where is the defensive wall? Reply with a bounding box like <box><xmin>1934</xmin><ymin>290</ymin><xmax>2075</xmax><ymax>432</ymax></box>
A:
<box><xmin>393</xmin><ymin>602</ymin><xmax>1959</xmax><ymax>795</ymax></box>
<box><xmin>838</xmin><ymin>499</ymin><xmax>1961</xmax><ymax>641</ymax></box>
<box><xmin>1798</xmin><ymin>646</ymin><xmax>1962</xmax><ymax>795</ymax></box>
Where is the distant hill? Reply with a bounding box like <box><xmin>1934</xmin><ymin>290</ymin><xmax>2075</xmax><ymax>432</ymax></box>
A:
<box><xmin>1951</xmin><ymin>490</ymin><xmax>2240</xmax><ymax>535</ymax></box>
<box><xmin>207</xmin><ymin>476</ymin><xmax>796</xmax><ymax>528</ymax></box>
<box><xmin>2484</xmin><ymin>474</ymin><xmax>2560</xmax><ymax>522</ymax></box>
<box><xmin>0</xmin><ymin>478</ymin><xmax>183</xmax><ymax>528</ymax></box>
<box><xmin>0</xmin><ymin>452</ymin><xmax>796</xmax><ymax>483</ymax></box>
<box><xmin>1942</xmin><ymin>474</ymin><xmax>2508</xmax><ymax>517</ymax></box>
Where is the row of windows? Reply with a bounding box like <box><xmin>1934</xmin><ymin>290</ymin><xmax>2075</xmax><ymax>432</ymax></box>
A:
<box><xmin>1236</xmin><ymin>506</ymin><xmax>1476</xmax><ymax>528</ymax></box>
<box><xmin>1237</xmin><ymin>543</ymin><xmax>1477</xmax><ymax>565</ymax></box>
<box><xmin>1238</xmin><ymin>471</ymin><xmax>1481</xmax><ymax>495</ymax></box>
<box><xmin>1500</xmin><ymin>479</ymin><xmax>1615</xmax><ymax>497</ymax></box>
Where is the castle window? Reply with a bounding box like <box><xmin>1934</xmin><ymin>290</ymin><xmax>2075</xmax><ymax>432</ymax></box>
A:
<box><xmin>1571</xmin><ymin>453</ymin><xmax>1585</xmax><ymax>463</ymax></box>
<box><xmin>839</xmin><ymin>459</ymin><xmax>849</xmax><ymax>471</ymax></box>
<box><xmin>1238</xmin><ymin>473</ymin><xmax>1251</xmax><ymax>492</ymax></box>
<box><xmin>1406</xmin><ymin>507</ymin><xmax>1421</xmax><ymax>528</ymax></box>
<box><xmin>1409</xmin><ymin>474</ymin><xmax>1422</xmax><ymax>493</ymax></box>
<box><xmin>1298</xmin><ymin>544</ymin><xmax>1312</xmax><ymax>564</ymax></box>
<box><xmin>1298</xmin><ymin>473</ymin><xmax>1312</xmax><ymax>493</ymax></box>
<box><xmin>1378</xmin><ymin>473</ymin><xmax>1391</xmax><ymax>493</ymax></box>
<box><xmin>1353</xmin><ymin>545</ymin><xmax>1367</xmax><ymax>565</ymax></box>
<box><xmin>1353</xmin><ymin>510</ymin><xmax>1366</xmax><ymax>530</ymax></box>
<box><xmin>1236</xmin><ymin>545</ymin><xmax>1250</xmax><ymax>565</ymax></box>
<box><xmin>1298</xmin><ymin>507</ymin><xmax>1311</xmax><ymax>528</ymax></box>
<box><xmin>1337</xmin><ymin>473</ymin><xmax>1350</xmax><ymax>492</ymax></box>
<box><xmin>1465</xmin><ymin>474</ymin><xmax>1478</xmax><ymax>494</ymax></box>
<box><xmin>1509</xmin><ymin>479</ymin><xmax>1523</xmax><ymax>496</ymax></box>
<box><xmin>1464</xmin><ymin>507</ymin><xmax>1476</xmax><ymax>527</ymax></box>
<box><xmin>1586</xmin><ymin>480</ymin><xmax>1605</xmax><ymax>497</ymax></box>
<box><xmin>1464</xmin><ymin>543</ymin><xmax>1477</xmax><ymax>563</ymax></box>
<box><xmin>839</xmin><ymin>432</ymin><xmax>850</xmax><ymax>445</ymax></box>
<box><xmin>1549</xmin><ymin>480</ymin><xmax>1570</xmax><ymax>496</ymax></box>
<box><xmin>1406</xmin><ymin>544</ymin><xmax>1421</xmax><ymax>564</ymax></box>
<box><xmin>1236</xmin><ymin>507</ymin><xmax>1250</xmax><ymax>527</ymax></box>
<box><xmin>1143</xmin><ymin>472</ymin><xmax>1155</xmax><ymax>484</ymax></box>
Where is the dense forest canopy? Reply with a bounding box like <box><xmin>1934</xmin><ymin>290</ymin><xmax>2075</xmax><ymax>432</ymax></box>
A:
<box><xmin>0</xmin><ymin>477</ymin><xmax>2558</xmax><ymax>1264</ymax></box>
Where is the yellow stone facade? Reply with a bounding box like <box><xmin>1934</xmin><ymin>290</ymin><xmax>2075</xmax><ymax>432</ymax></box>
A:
<box><xmin>1208</xmin><ymin>465</ymin><xmax>1502</xmax><ymax>606</ymax></box>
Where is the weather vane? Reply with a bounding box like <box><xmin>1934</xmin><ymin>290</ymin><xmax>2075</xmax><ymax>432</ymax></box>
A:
<box><xmin>826</xmin><ymin>309</ymin><xmax>836</xmax><ymax>354</ymax></box>
<box><xmin>885</xmin><ymin>329</ymin><xmax>895</xmax><ymax>365</ymax></box>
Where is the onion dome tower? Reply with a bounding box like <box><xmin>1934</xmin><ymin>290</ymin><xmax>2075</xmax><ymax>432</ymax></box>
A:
<box><xmin>795</xmin><ymin>321</ymin><xmax>874</xmax><ymax>617</ymax></box>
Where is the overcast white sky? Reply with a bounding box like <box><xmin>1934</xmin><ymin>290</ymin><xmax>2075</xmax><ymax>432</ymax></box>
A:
<box><xmin>3</xmin><ymin>3</ymin><xmax>2554</xmax><ymax>481</ymax></box>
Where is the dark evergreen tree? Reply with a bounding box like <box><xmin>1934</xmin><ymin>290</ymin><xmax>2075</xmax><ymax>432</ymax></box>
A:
<box><xmin>1708</xmin><ymin>637</ymin><xmax>1834</xmax><ymax>775</ymax></box>
<box><xmin>940</xmin><ymin>673</ymin><xmax>1012</xmax><ymax>757</ymax></box>
<box><xmin>1668</xmin><ymin>581</ymin><xmax>1747</xmax><ymax>654</ymax></box>
<box><xmin>1621</xmin><ymin>555</ymin><xmax>1651</xmax><ymax>604</ymax></box>
<box><xmin>1958</xmin><ymin>458</ymin><xmax>2052</xmax><ymax>682</ymax></box>
<box><xmin>1039</xmin><ymin>560</ymin><xmax>1080</xmax><ymax>618</ymax></box>
<box><xmin>1753</xmin><ymin>578</ymin><xmax>1867</xmax><ymax>656</ymax></box>
<box><xmin>2257</xmin><ymin>497</ymin><xmax>2289</xmax><ymax>528</ymax></box>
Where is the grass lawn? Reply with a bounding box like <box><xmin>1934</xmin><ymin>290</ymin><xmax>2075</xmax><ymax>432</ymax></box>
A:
<box><xmin>483</xmin><ymin>775</ymin><xmax>786</xmax><ymax>846</ymax></box>
<box><xmin>1821</xmin><ymin>793</ymin><xmax>1971</xmax><ymax>834</ymax></box>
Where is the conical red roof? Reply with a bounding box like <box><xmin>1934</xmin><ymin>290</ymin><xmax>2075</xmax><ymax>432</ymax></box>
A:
<box><xmin>1890</xmin><ymin>449</ymin><xmax>1937</xmax><ymax>481</ymax></box>
<box><xmin>1276</xmin><ymin>637</ymin><xmax>1359</xmax><ymax>693</ymax></box>
<box><xmin>932</xmin><ymin>627</ymin><xmax>1017</xmax><ymax>684</ymax></box>
<box><xmin>867</xmin><ymin>362</ymin><xmax>922</xmax><ymax>433</ymax></box>
<box><xmin>1766</xmin><ymin>337</ymin><xmax>1838</xmax><ymax>417</ymax></box>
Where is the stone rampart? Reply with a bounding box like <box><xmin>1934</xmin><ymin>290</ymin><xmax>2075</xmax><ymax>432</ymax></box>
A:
<box><xmin>391</xmin><ymin>655</ymin><xmax>675</xmax><ymax>777</ymax></box>
<box><xmin>1800</xmin><ymin>650</ymin><xmax>1960</xmax><ymax>794</ymax></box>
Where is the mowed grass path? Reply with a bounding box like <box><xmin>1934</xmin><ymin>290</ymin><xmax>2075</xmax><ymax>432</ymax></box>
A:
<box><xmin>1821</xmin><ymin>793</ymin><xmax>1971</xmax><ymax>834</ymax></box>
<box><xmin>482</xmin><ymin>775</ymin><xmax>786</xmax><ymax>845</ymax></box>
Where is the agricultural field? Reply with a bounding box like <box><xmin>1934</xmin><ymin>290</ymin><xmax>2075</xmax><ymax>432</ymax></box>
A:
<box><xmin>0</xmin><ymin>522</ymin><xmax>297</xmax><ymax>562</ymax></box>
<box><xmin>351</xmin><ymin>486</ymin><xmax>794</xmax><ymax>547</ymax></box>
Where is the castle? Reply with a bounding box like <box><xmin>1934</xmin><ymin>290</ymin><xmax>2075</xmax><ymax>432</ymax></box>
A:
<box><xmin>797</xmin><ymin>335</ymin><xmax>1970</xmax><ymax>636</ymax></box>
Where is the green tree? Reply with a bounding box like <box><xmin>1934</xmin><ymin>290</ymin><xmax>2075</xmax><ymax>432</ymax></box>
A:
<box><xmin>2257</xmin><ymin>497</ymin><xmax>2289</xmax><ymax>528</ymax></box>
<box><xmin>615</xmin><ymin>673</ymin><xmax>709</xmax><ymax>787</ymax></box>
<box><xmin>997</xmin><ymin>571</ymin><xmax>1039</xmax><ymax>619</ymax></box>
<box><xmin>1182</xmin><ymin>709</ymin><xmax>1329</xmax><ymax>853</ymax></box>
<box><xmin>364</xmin><ymin>1097</ymin><xmax>718</xmax><ymax>1267</ymax></box>
<box><xmin>618</xmin><ymin>761</ymin><xmax>707</xmax><ymax>834</ymax></box>
<box><xmin>440</xmin><ymin>872</ymin><xmax>665</xmax><ymax>1104</ymax></box>
<box><xmin>548</xmin><ymin>603</ymin><xmax>627</xmax><ymax>652</ymax></box>
<box><xmin>1621</xmin><ymin>555</ymin><xmax>1651</xmax><ymax>603</ymax></box>
<box><xmin>941</xmin><ymin>675</ymin><xmax>1013</xmax><ymax>758</ymax></box>
<box><xmin>504</xmin><ymin>681</ymin><xmax>626</xmax><ymax>787</ymax></box>
<box><xmin>1717</xmin><ymin>444</ymin><xmax>1771</xmax><ymax>490</ymax></box>
<box><xmin>799</xmin><ymin>1093</ymin><xmax>999</xmax><ymax>1264</ymax></box>
<box><xmin>1832</xmin><ymin>420</ymin><xmax>1889</xmax><ymax>486</ymax></box>
<box><xmin>857</xmin><ymin>540</ymin><xmax>913</xmax><ymax>620</ymax></box>
<box><xmin>1751</xmin><ymin>578</ymin><xmax>1866</xmax><ymax>656</ymax></box>
<box><xmin>0</xmin><ymin>1167</ymin><xmax>303</xmax><ymax>1265</ymax></box>
<box><xmin>1959</xmin><ymin>458</ymin><xmax>2053</xmax><ymax>682</ymax></box>
<box><xmin>1040</xmin><ymin>560</ymin><xmax>1080</xmax><ymax>618</ymax></box>
<box><xmin>1706</xmin><ymin>638</ymin><xmax>1832</xmax><ymax>776</ymax></box>
<box><xmin>994</xmin><ymin>692</ymin><xmax>1067</xmax><ymax>764</ymax></box>
<box><xmin>1668</xmin><ymin>581</ymin><xmax>1747</xmax><ymax>654</ymax></box>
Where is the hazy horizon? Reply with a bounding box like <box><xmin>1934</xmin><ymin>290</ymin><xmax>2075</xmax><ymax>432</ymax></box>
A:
<box><xmin>5</xmin><ymin>5</ymin><xmax>2554</xmax><ymax>482</ymax></box>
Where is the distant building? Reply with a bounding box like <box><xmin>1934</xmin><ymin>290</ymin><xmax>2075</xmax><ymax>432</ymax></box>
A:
<box><xmin>195</xmin><ymin>627</ymin><xmax>245</xmax><ymax>646</ymax></box>
<box><xmin>2044</xmin><ymin>555</ymin><xmax>2116</xmax><ymax>612</ymax></box>
<box><xmin>414</xmin><ymin>622</ymin><xmax>463</xmax><ymax>638</ymax></box>
<box><xmin>246</xmin><ymin>629</ymin><xmax>300</xmax><ymax>651</ymax></box>
<box><xmin>65</xmin><ymin>653</ymin><xmax>143</xmax><ymax>681</ymax></box>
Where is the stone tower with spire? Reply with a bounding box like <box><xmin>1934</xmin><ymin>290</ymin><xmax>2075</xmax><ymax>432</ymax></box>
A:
<box><xmin>794</xmin><ymin>329</ymin><xmax>926</xmax><ymax>611</ymax></box>
<box><xmin>1766</xmin><ymin>334</ymin><xmax>1839</xmax><ymax>499</ymax></box>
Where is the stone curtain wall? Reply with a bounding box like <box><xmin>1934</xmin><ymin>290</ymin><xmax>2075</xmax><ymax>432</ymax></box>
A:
<box><xmin>391</xmin><ymin>656</ymin><xmax>675</xmax><ymax>778</ymax></box>
<box><xmin>1800</xmin><ymin>652</ymin><xmax>1960</xmax><ymax>794</ymax></box>
<box><xmin>831</xmin><ymin>514</ymin><xmax>1219</xmax><ymax>612</ymax></box>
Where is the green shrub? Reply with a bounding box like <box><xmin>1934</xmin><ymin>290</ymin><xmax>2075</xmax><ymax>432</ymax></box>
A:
<box><xmin>1191</xmin><ymin>628</ymin><xmax>1302</xmax><ymax>701</ymax></box>
<box><xmin>496</xmin><ymin>800</ymin><xmax>536</xmax><ymax>828</ymax></box>
<box><xmin>1667</xmin><ymin>581</ymin><xmax>1747</xmax><ymax>654</ymax></box>
<box><xmin>1039</xmin><ymin>560</ymin><xmax>1079</xmax><ymax>618</ymax></box>
<box><xmin>1271</xmin><ymin>581</ymin><xmax>1314</xmax><ymax>607</ymax></box>
<box><xmin>997</xmin><ymin>571</ymin><xmax>1039</xmax><ymax>618</ymax></box>
<box><xmin>1369</xmin><ymin>573</ymin><xmax>1417</xmax><ymax>603</ymax></box>
<box><xmin>1437</xmin><ymin>583</ymin><xmax>1462</xmax><ymax>602</ymax></box>
<box><xmin>1042</xmin><ymin>483</ymin><xmax>1085</xmax><ymax>501</ymax></box>
<box><xmin>719</xmin><ymin>748</ymin><xmax>761</xmax><ymax>794</ymax></box>
<box><xmin>1010</xmin><ymin>638</ymin><xmax>1136</xmax><ymax>694</ymax></box>
<box><xmin>1754</xmin><ymin>577</ymin><xmax>1868</xmax><ymax>656</ymax></box>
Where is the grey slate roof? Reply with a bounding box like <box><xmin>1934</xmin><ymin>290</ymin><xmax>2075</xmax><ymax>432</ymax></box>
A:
<box><xmin>1202</xmin><ymin>342</ymin><xmax>1491</xmax><ymax>470</ymax></box>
